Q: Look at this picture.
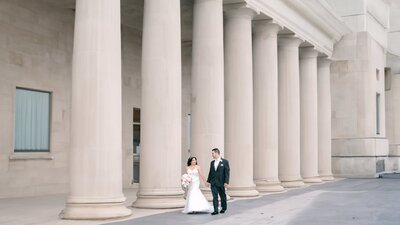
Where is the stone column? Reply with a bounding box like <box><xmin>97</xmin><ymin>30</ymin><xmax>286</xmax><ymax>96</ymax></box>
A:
<box><xmin>278</xmin><ymin>35</ymin><xmax>305</xmax><ymax>188</ymax></box>
<box><xmin>191</xmin><ymin>0</ymin><xmax>224</xmax><ymax>181</ymax></box>
<box><xmin>61</xmin><ymin>0</ymin><xmax>131</xmax><ymax>219</ymax></box>
<box><xmin>224</xmin><ymin>5</ymin><xmax>259</xmax><ymax>197</ymax></box>
<box><xmin>299</xmin><ymin>47</ymin><xmax>322</xmax><ymax>183</ymax></box>
<box><xmin>253</xmin><ymin>20</ymin><xmax>284</xmax><ymax>192</ymax></box>
<box><xmin>318</xmin><ymin>57</ymin><xmax>334</xmax><ymax>181</ymax></box>
<box><xmin>133</xmin><ymin>0</ymin><xmax>185</xmax><ymax>208</ymax></box>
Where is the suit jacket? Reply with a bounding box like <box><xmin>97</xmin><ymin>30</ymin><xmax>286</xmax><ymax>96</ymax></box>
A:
<box><xmin>207</xmin><ymin>158</ymin><xmax>230</xmax><ymax>187</ymax></box>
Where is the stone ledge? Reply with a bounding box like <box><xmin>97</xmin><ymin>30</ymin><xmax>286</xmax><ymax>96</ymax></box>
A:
<box><xmin>332</xmin><ymin>156</ymin><xmax>387</xmax><ymax>178</ymax></box>
<box><xmin>9</xmin><ymin>153</ymin><xmax>54</xmax><ymax>160</ymax></box>
<box><xmin>332</xmin><ymin>137</ymin><xmax>389</xmax><ymax>156</ymax></box>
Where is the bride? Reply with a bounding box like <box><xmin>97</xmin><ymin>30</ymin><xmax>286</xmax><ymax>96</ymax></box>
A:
<box><xmin>182</xmin><ymin>156</ymin><xmax>212</xmax><ymax>214</ymax></box>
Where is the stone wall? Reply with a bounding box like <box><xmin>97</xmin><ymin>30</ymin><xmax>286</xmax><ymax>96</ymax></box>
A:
<box><xmin>385</xmin><ymin>73</ymin><xmax>400</xmax><ymax>172</ymax></box>
<box><xmin>181</xmin><ymin>43</ymin><xmax>192</xmax><ymax>173</ymax></box>
<box><xmin>331</xmin><ymin>31</ymin><xmax>388</xmax><ymax>178</ymax></box>
<box><xmin>388</xmin><ymin>3</ymin><xmax>400</xmax><ymax>57</ymax></box>
<box><xmin>121</xmin><ymin>24</ymin><xmax>142</xmax><ymax>188</ymax></box>
<box><xmin>0</xmin><ymin>0</ymin><xmax>74</xmax><ymax>198</ymax></box>
<box><xmin>0</xmin><ymin>0</ymin><xmax>149</xmax><ymax>197</ymax></box>
<box><xmin>326</xmin><ymin>0</ymin><xmax>389</xmax><ymax>49</ymax></box>
<box><xmin>181</xmin><ymin>0</ymin><xmax>193</xmax><ymax>173</ymax></box>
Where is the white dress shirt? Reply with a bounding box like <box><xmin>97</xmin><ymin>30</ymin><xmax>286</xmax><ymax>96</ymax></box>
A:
<box><xmin>214</xmin><ymin>157</ymin><xmax>221</xmax><ymax>171</ymax></box>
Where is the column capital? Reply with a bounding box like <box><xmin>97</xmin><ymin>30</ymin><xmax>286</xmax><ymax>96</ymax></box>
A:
<box><xmin>318</xmin><ymin>56</ymin><xmax>333</xmax><ymax>67</ymax></box>
<box><xmin>224</xmin><ymin>3</ymin><xmax>257</xmax><ymax>19</ymax></box>
<box><xmin>253</xmin><ymin>19</ymin><xmax>282</xmax><ymax>36</ymax></box>
<box><xmin>278</xmin><ymin>34</ymin><xmax>303</xmax><ymax>47</ymax></box>
<box><xmin>300</xmin><ymin>47</ymin><xmax>319</xmax><ymax>58</ymax></box>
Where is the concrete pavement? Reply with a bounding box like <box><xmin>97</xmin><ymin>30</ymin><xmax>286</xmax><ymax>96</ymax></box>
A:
<box><xmin>106</xmin><ymin>174</ymin><xmax>400</xmax><ymax>225</ymax></box>
<box><xmin>1</xmin><ymin>174</ymin><xmax>399</xmax><ymax>225</ymax></box>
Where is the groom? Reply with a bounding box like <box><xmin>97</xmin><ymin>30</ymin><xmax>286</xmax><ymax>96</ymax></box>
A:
<box><xmin>206</xmin><ymin>148</ymin><xmax>230</xmax><ymax>215</ymax></box>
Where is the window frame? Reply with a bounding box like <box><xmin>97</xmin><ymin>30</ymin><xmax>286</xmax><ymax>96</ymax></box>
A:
<box><xmin>13</xmin><ymin>87</ymin><xmax>52</xmax><ymax>153</ymax></box>
<box><xmin>376</xmin><ymin>92</ymin><xmax>380</xmax><ymax>135</ymax></box>
<box><xmin>132</xmin><ymin>107</ymin><xmax>141</xmax><ymax>183</ymax></box>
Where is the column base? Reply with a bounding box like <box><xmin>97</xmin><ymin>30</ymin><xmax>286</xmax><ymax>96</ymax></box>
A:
<box><xmin>255</xmin><ymin>180</ymin><xmax>285</xmax><ymax>192</ymax></box>
<box><xmin>60</xmin><ymin>202</ymin><xmax>132</xmax><ymax>220</ymax></box>
<box><xmin>280</xmin><ymin>180</ymin><xmax>305</xmax><ymax>188</ymax></box>
<box><xmin>133</xmin><ymin>194</ymin><xmax>185</xmax><ymax>209</ymax></box>
<box><xmin>302</xmin><ymin>177</ymin><xmax>323</xmax><ymax>183</ymax></box>
<box><xmin>320</xmin><ymin>175</ymin><xmax>335</xmax><ymax>181</ymax></box>
<box><xmin>227</xmin><ymin>186</ymin><xmax>259</xmax><ymax>197</ymax></box>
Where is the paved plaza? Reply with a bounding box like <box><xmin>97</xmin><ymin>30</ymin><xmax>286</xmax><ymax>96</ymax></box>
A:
<box><xmin>108</xmin><ymin>175</ymin><xmax>400</xmax><ymax>225</ymax></box>
<box><xmin>1</xmin><ymin>175</ymin><xmax>399</xmax><ymax>225</ymax></box>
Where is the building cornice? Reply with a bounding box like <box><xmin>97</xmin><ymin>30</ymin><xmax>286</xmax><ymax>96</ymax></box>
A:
<box><xmin>226</xmin><ymin>0</ymin><xmax>351</xmax><ymax>56</ymax></box>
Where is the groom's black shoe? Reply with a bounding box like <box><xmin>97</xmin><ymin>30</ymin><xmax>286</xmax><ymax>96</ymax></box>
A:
<box><xmin>211</xmin><ymin>211</ymin><xmax>218</xmax><ymax>215</ymax></box>
<box><xmin>220</xmin><ymin>209</ymin><xmax>226</xmax><ymax>214</ymax></box>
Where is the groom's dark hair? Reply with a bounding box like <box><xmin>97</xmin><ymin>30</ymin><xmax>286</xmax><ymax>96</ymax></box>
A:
<box><xmin>212</xmin><ymin>148</ymin><xmax>220</xmax><ymax>155</ymax></box>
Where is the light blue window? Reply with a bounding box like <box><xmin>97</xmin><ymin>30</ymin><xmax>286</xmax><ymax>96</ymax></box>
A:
<box><xmin>14</xmin><ymin>88</ymin><xmax>51</xmax><ymax>152</ymax></box>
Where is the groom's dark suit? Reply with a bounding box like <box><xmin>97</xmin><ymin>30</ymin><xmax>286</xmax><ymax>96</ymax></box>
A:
<box><xmin>207</xmin><ymin>158</ymin><xmax>230</xmax><ymax>213</ymax></box>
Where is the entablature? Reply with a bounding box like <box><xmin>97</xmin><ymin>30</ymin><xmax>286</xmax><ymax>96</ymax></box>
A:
<box><xmin>225</xmin><ymin>0</ymin><xmax>351</xmax><ymax>56</ymax></box>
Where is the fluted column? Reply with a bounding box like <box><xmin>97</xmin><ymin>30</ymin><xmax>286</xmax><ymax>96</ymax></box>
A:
<box><xmin>224</xmin><ymin>5</ymin><xmax>259</xmax><ymax>197</ymax></box>
<box><xmin>318</xmin><ymin>57</ymin><xmax>334</xmax><ymax>181</ymax></box>
<box><xmin>61</xmin><ymin>0</ymin><xmax>131</xmax><ymax>219</ymax></box>
<box><xmin>300</xmin><ymin>47</ymin><xmax>322</xmax><ymax>183</ymax></box>
<box><xmin>278</xmin><ymin>35</ymin><xmax>305</xmax><ymax>188</ymax></box>
<box><xmin>253</xmin><ymin>20</ymin><xmax>284</xmax><ymax>192</ymax></box>
<box><xmin>133</xmin><ymin>0</ymin><xmax>185</xmax><ymax>208</ymax></box>
<box><xmin>191</xmin><ymin>0</ymin><xmax>224</xmax><ymax>182</ymax></box>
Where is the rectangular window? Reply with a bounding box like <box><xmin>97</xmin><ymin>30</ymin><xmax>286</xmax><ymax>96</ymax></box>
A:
<box><xmin>376</xmin><ymin>69</ymin><xmax>379</xmax><ymax>80</ymax></box>
<box><xmin>376</xmin><ymin>69</ymin><xmax>380</xmax><ymax>80</ymax></box>
<box><xmin>385</xmin><ymin>67</ymin><xmax>391</xmax><ymax>91</ymax></box>
<box><xmin>376</xmin><ymin>93</ymin><xmax>380</xmax><ymax>135</ymax></box>
<box><xmin>14</xmin><ymin>88</ymin><xmax>51</xmax><ymax>152</ymax></box>
<box><xmin>133</xmin><ymin>108</ymin><xmax>140</xmax><ymax>154</ymax></box>
<box><xmin>133</xmin><ymin>107</ymin><xmax>141</xmax><ymax>183</ymax></box>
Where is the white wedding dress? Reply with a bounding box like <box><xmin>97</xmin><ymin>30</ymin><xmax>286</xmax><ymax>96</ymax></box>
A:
<box><xmin>182</xmin><ymin>167</ymin><xmax>213</xmax><ymax>213</ymax></box>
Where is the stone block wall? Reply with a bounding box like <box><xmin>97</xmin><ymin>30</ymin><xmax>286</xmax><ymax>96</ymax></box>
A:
<box><xmin>0</xmin><ymin>0</ymin><xmax>74</xmax><ymax>198</ymax></box>
<box><xmin>0</xmin><ymin>0</ymin><xmax>147</xmax><ymax>197</ymax></box>
<box><xmin>331</xmin><ymin>31</ymin><xmax>389</xmax><ymax>178</ymax></box>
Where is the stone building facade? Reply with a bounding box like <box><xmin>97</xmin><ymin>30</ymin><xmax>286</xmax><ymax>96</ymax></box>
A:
<box><xmin>0</xmin><ymin>0</ymin><xmax>399</xmax><ymax>220</ymax></box>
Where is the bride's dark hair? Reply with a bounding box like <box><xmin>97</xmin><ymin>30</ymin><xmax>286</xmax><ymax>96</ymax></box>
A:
<box><xmin>187</xmin><ymin>156</ymin><xmax>198</xmax><ymax>166</ymax></box>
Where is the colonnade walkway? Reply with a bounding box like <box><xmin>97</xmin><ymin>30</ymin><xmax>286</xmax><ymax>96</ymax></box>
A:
<box><xmin>1</xmin><ymin>175</ymin><xmax>399</xmax><ymax>225</ymax></box>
